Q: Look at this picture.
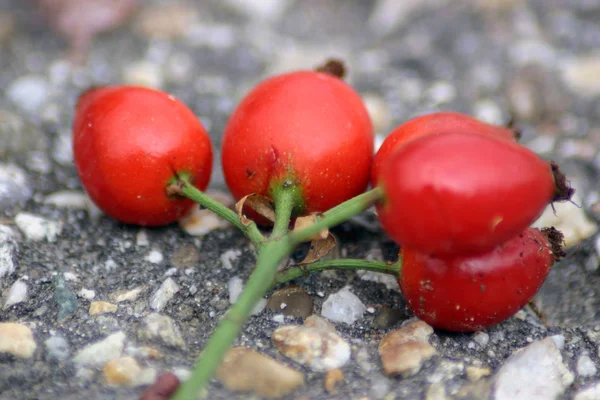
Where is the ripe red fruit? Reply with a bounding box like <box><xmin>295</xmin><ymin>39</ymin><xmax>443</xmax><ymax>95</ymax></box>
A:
<box><xmin>73</xmin><ymin>86</ymin><xmax>213</xmax><ymax>226</ymax></box>
<box><xmin>221</xmin><ymin>68</ymin><xmax>373</xmax><ymax>216</ymax></box>
<box><xmin>372</xmin><ymin>112</ymin><xmax>517</xmax><ymax>186</ymax></box>
<box><xmin>399</xmin><ymin>227</ymin><xmax>562</xmax><ymax>332</ymax></box>
<box><xmin>376</xmin><ymin>131</ymin><xmax>558</xmax><ymax>256</ymax></box>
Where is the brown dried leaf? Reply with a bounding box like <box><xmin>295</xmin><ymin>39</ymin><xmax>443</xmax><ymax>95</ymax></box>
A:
<box><xmin>293</xmin><ymin>213</ymin><xmax>328</xmax><ymax>241</ymax></box>
<box><xmin>235</xmin><ymin>193</ymin><xmax>276</xmax><ymax>226</ymax></box>
<box><xmin>299</xmin><ymin>233</ymin><xmax>336</xmax><ymax>265</ymax></box>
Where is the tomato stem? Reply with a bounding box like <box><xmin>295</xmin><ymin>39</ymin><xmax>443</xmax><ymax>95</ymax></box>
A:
<box><xmin>270</xmin><ymin>180</ymin><xmax>297</xmax><ymax>239</ymax></box>
<box><xmin>178</xmin><ymin>179</ymin><xmax>266</xmax><ymax>245</ymax></box>
<box><xmin>275</xmin><ymin>258</ymin><xmax>400</xmax><ymax>284</ymax></box>
<box><xmin>290</xmin><ymin>187</ymin><xmax>384</xmax><ymax>245</ymax></box>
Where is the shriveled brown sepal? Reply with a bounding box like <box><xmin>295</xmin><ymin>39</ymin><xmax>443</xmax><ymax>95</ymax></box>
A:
<box><xmin>541</xmin><ymin>226</ymin><xmax>566</xmax><ymax>261</ymax></box>
<box><xmin>315</xmin><ymin>59</ymin><xmax>346</xmax><ymax>79</ymax></box>
<box><xmin>235</xmin><ymin>193</ymin><xmax>276</xmax><ymax>226</ymax></box>
<box><xmin>299</xmin><ymin>233</ymin><xmax>337</xmax><ymax>265</ymax></box>
<box><xmin>550</xmin><ymin>161</ymin><xmax>575</xmax><ymax>202</ymax></box>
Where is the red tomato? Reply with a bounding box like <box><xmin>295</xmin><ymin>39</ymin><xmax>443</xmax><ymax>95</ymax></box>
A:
<box><xmin>376</xmin><ymin>131</ymin><xmax>555</xmax><ymax>256</ymax></box>
<box><xmin>221</xmin><ymin>70</ymin><xmax>373</xmax><ymax>216</ymax></box>
<box><xmin>73</xmin><ymin>86</ymin><xmax>213</xmax><ymax>226</ymax></box>
<box><xmin>372</xmin><ymin>112</ymin><xmax>516</xmax><ymax>186</ymax></box>
<box><xmin>399</xmin><ymin>227</ymin><xmax>561</xmax><ymax>332</ymax></box>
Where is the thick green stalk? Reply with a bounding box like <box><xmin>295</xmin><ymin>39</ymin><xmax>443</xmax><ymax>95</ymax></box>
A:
<box><xmin>275</xmin><ymin>258</ymin><xmax>400</xmax><ymax>284</ymax></box>
<box><xmin>178</xmin><ymin>181</ymin><xmax>265</xmax><ymax>245</ymax></box>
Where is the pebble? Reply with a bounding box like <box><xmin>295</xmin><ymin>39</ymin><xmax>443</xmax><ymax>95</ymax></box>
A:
<box><xmin>0</xmin><ymin>163</ymin><xmax>33</xmax><ymax>210</ymax></box>
<box><xmin>125</xmin><ymin>345</ymin><xmax>163</xmax><ymax>360</ymax></box>
<box><xmin>324</xmin><ymin>369</ymin><xmax>344</xmax><ymax>393</ymax></box>
<box><xmin>0</xmin><ymin>226</ymin><xmax>17</xmax><ymax>279</ymax></box>
<box><xmin>304</xmin><ymin>315</ymin><xmax>337</xmax><ymax>332</ymax></box>
<box><xmin>0</xmin><ymin>322</ymin><xmax>37</xmax><ymax>359</ymax></box>
<box><xmin>561</xmin><ymin>54</ymin><xmax>600</xmax><ymax>97</ymax></box>
<box><xmin>379</xmin><ymin>320</ymin><xmax>437</xmax><ymax>376</ymax></box>
<box><xmin>3</xmin><ymin>278</ymin><xmax>27</xmax><ymax>309</ymax></box>
<box><xmin>577</xmin><ymin>355</ymin><xmax>597</xmax><ymax>377</ymax></box>
<box><xmin>136</xmin><ymin>229</ymin><xmax>149</xmax><ymax>247</ymax></box>
<box><xmin>466</xmin><ymin>365</ymin><xmax>492</xmax><ymax>381</ymax></box>
<box><xmin>574</xmin><ymin>382</ymin><xmax>600</xmax><ymax>400</ymax></box>
<box><xmin>220</xmin><ymin>248</ymin><xmax>242</xmax><ymax>270</ymax></box>
<box><xmin>321</xmin><ymin>286</ymin><xmax>366</xmax><ymax>325</ymax></box>
<box><xmin>138</xmin><ymin>313</ymin><xmax>186</xmax><ymax>349</ymax></box>
<box><xmin>532</xmin><ymin>197</ymin><xmax>597</xmax><ymax>247</ymax></box>
<box><xmin>145</xmin><ymin>249</ymin><xmax>164</xmax><ymax>264</ymax></box>
<box><xmin>492</xmin><ymin>337</ymin><xmax>574</xmax><ymax>400</ymax></box>
<box><xmin>51</xmin><ymin>130</ymin><xmax>73</xmax><ymax>166</ymax></box>
<box><xmin>53</xmin><ymin>274</ymin><xmax>79</xmax><ymax>321</ymax></box>
<box><xmin>267</xmin><ymin>286</ymin><xmax>313</xmax><ymax>318</ymax></box>
<box><xmin>72</xmin><ymin>331</ymin><xmax>126</xmax><ymax>368</ymax></box>
<box><xmin>170</xmin><ymin>245</ymin><xmax>200</xmax><ymax>268</ymax></box>
<box><xmin>89</xmin><ymin>301</ymin><xmax>118</xmax><ymax>316</ymax></box>
<box><xmin>228</xmin><ymin>276</ymin><xmax>267</xmax><ymax>315</ymax></box>
<box><xmin>373</xmin><ymin>306</ymin><xmax>406</xmax><ymax>329</ymax></box>
<box><xmin>216</xmin><ymin>346</ymin><xmax>305</xmax><ymax>398</ymax></box>
<box><xmin>15</xmin><ymin>212</ymin><xmax>63</xmax><ymax>242</ymax></box>
<box><xmin>45</xmin><ymin>335</ymin><xmax>70</xmax><ymax>361</ymax></box>
<box><xmin>6</xmin><ymin>75</ymin><xmax>50</xmax><ymax>114</ymax></box>
<box><xmin>357</xmin><ymin>270</ymin><xmax>401</xmax><ymax>291</ymax></box>
<box><xmin>150</xmin><ymin>278</ymin><xmax>180</xmax><ymax>311</ymax></box>
<box><xmin>272</xmin><ymin>325</ymin><xmax>351</xmax><ymax>371</ymax></box>
<box><xmin>44</xmin><ymin>191</ymin><xmax>88</xmax><ymax>209</ymax></box>
<box><xmin>179</xmin><ymin>197</ymin><xmax>233</xmax><ymax>236</ymax></box>
<box><xmin>103</xmin><ymin>356</ymin><xmax>157</xmax><ymax>387</ymax></box>
<box><xmin>122</xmin><ymin>60</ymin><xmax>163</xmax><ymax>88</ymax></box>
<box><xmin>473</xmin><ymin>331</ymin><xmax>490</xmax><ymax>348</ymax></box>
<box><xmin>77</xmin><ymin>288</ymin><xmax>96</xmax><ymax>300</ymax></box>
<box><xmin>110</xmin><ymin>286</ymin><xmax>146</xmax><ymax>303</ymax></box>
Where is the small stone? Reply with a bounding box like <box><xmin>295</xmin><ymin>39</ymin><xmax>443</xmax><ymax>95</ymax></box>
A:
<box><xmin>126</xmin><ymin>345</ymin><xmax>163</xmax><ymax>360</ymax></box>
<box><xmin>178</xmin><ymin>190</ymin><xmax>234</xmax><ymax>235</ymax></box>
<box><xmin>3</xmin><ymin>278</ymin><xmax>27</xmax><ymax>309</ymax></box>
<box><xmin>53</xmin><ymin>274</ymin><xmax>79</xmax><ymax>321</ymax></box>
<box><xmin>267</xmin><ymin>286</ymin><xmax>313</xmax><ymax>318</ymax></box>
<box><xmin>272</xmin><ymin>325</ymin><xmax>351</xmax><ymax>371</ymax></box>
<box><xmin>110</xmin><ymin>286</ymin><xmax>145</xmax><ymax>303</ymax></box>
<box><xmin>138</xmin><ymin>313</ymin><xmax>185</xmax><ymax>349</ymax></box>
<box><xmin>561</xmin><ymin>54</ymin><xmax>600</xmax><ymax>97</ymax></box>
<box><xmin>373</xmin><ymin>306</ymin><xmax>406</xmax><ymax>329</ymax></box>
<box><xmin>473</xmin><ymin>331</ymin><xmax>490</xmax><ymax>348</ymax></box>
<box><xmin>0</xmin><ymin>226</ymin><xmax>17</xmax><ymax>280</ymax></box>
<box><xmin>532</xmin><ymin>197</ymin><xmax>597</xmax><ymax>247</ymax></box>
<box><xmin>217</xmin><ymin>347</ymin><xmax>305</xmax><ymax>398</ymax></box>
<box><xmin>577</xmin><ymin>355</ymin><xmax>597</xmax><ymax>377</ymax></box>
<box><xmin>6</xmin><ymin>75</ymin><xmax>50</xmax><ymax>113</ymax></box>
<box><xmin>72</xmin><ymin>331</ymin><xmax>126</xmax><ymax>368</ymax></box>
<box><xmin>492</xmin><ymin>337</ymin><xmax>574</xmax><ymax>400</ymax></box>
<box><xmin>77</xmin><ymin>288</ymin><xmax>96</xmax><ymax>300</ymax></box>
<box><xmin>0</xmin><ymin>163</ymin><xmax>33</xmax><ymax>210</ymax></box>
<box><xmin>103</xmin><ymin>356</ymin><xmax>157</xmax><ymax>387</ymax></box>
<box><xmin>0</xmin><ymin>322</ymin><xmax>37</xmax><ymax>358</ymax></box>
<box><xmin>150</xmin><ymin>278</ymin><xmax>180</xmax><ymax>311</ymax></box>
<box><xmin>136</xmin><ymin>229</ymin><xmax>149</xmax><ymax>247</ymax></box>
<box><xmin>357</xmin><ymin>270</ymin><xmax>401</xmax><ymax>291</ymax></box>
<box><xmin>220</xmin><ymin>248</ymin><xmax>242</xmax><ymax>270</ymax></box>
<box><xmin>379</xmin><ymin>320</ymin><xmax>437</xmax><ymax>376</ymax></box>
<box><xmin>45</xmin><ymin>335</ymin><xmax>70</xmax><ymax>361</ymax></box>
<box><xmin>170</xmin><ymin>244</ymin><xmax>200</xmax><ymax>268</ymax></box>
<box><xmin>574</xmin><ymin>382</ymin><xmax>600</xmax><ymax>400</ymax></box>
<box><xmin>15</xmin><ymin>212</ymin><xmax>63</xmax><ymax>242</ymax></box>
<box><xmin>44</xmin><ymin>191</ymin><xmax>88</xmax><ymax>209</ymax></box>
<box><xmin>466</xmin><ymin>365</ymin><xmax>492</xmax><ymax>381</ymax></box>
<box><xmin>321</xmin><ymin>286</ymin><xmax>366</xmax><ymax>325</ymax></box>
<box><xmin>473</xmin><ymin>99</ymin><xmax>503</xmax><ymax>125</ymax></box>
<box><xmin>324</xmin><ymin>369</ymin><xmax>344</xmax><ymax>394</ymax></box>
<box><xmin>304</xmin><ymin>315</ymin><xmax>337</xmax><ymax>332</ymax></box>
<box><xmin>89</xmin><ymin>301</ymin><xmax>118</xmax><ymax>316</ymax></box>
<box><xmin>228</xmin><ymin>276</ymin><xmax>267</xmax><ymax>315</ymax></box>
<box><xmin>122</xmin><ymin>60</ymin><xmax>163</xmax><ymax>88</ymax></box>
<box><xmin>145</xmin><ymin>249</ymin><xmax>164</xmax><ymax>264</ymax></box>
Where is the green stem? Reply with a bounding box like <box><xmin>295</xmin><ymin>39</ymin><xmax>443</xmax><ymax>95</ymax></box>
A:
<box><xmin>270</xmin><ymin>183</ymin><xmax>297</xmax><ymax>240</ymax></box>
<box><xmin>178</xmin><ymin>180</ymin><xmax>265</xmax><ymax>245</ymax></box>
<box><xmin>172</xmin><ymin>239</ymin><xmax>290</xmax><ymax>400</ymax></box>
<box><xmin>290</xmin><ymin>187</ymin><xmax>384</xmax><ymax>245</ymax></box>
<box><xmin>275</xmin><ymin>258</ymin><xmax>400</xmax><ymax>284</ymax></box>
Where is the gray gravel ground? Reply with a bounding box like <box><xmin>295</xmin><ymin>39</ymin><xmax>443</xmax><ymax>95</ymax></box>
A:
<box><xmin>2</xmin><ymin>0</ymin><xmax>600</xmax><ymax>399</ymax></box>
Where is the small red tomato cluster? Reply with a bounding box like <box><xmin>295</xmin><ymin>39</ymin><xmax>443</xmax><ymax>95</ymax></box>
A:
<box><xmin>72</xmin><ymin>60</ymin><xmax>571</xmax><ymax>333</ymax></box>
<box><xmin>373</xmin><ymin>113</ymin><xmax>571</xmax><ymax>331</ymax></box>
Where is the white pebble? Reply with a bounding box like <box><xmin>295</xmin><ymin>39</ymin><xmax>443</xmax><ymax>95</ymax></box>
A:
<box><xmin>150</xmin><ymin>278</ymin><xmax>180</xmax><ymax>311</ymax></box>
<box><xmin>577</xmin><ymin>355</ymin><xmax>597</xmax><ymax>377</ymax></box>
<box><xmin>3</xmin><ymin>279</ymin><xmax>27</xmax><ymax>309</ymax></box>
<box><xmin>7</xmin><ymin>75</ymin><xmax>50</xmax><ymax>113</ymax></box>
<box><xmin>45</xmin><ymin>336</ymin><xmax>70</xmax><ymax>361</ymax></box>
<box><xmin>136</xmin><ymin>229</ymin><xmax>150</xmax><ymax>247</ymax></box>
<box><xmin>145</xmin><ymin>249</ymin><xmax>164</xmax><ymax>264</ymax></box>
<box><xmin>15</xmin><ymin>213</ymin><xmax>62</xmax><ymax>242</ymax></box>
<box><xmin>220</xmin><ymin>249</ymin><xmax>242</xmax><ymax>270</ymax></box>
<box><xmin>227</xmin><ymin>276</ymin><xmax>266</xmax><ymax>315</ymax></box>
<box><xmin>73</xmin><ymin>331</ymin><xmax>126</xmax><ymax>368</ymax></box>
<box><xmin>77</xmin><ymin>288</ymin><xmax>96</xmax><ymax>300</ymax></box>
<box><xmin>321</xmin><ymin>286</ymin><xmax>366</xmax><ymax>325</ymax></box>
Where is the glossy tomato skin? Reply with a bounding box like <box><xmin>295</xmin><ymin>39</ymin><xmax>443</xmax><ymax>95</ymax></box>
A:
<box><xmin>372</xmin><ymin>112</ymin><xmax>516</xmax><ymax>186</ymax></box>
<box><xmin>377</xmin><ymin>131</ymin><xmax>554</xmax><ymax>256</ymax></box>
<box><xmin>73</xmin><ymin>86</ymin><xmax>213</xmax><ymax>226</ymax></box>
<box><xmin>221</xmin><ymin>70</ymin><xmax>373</xmax><ymax>215</ymax></box>
<box><xmin>399</xmin><ymin>227</ymin><xmax>556</xmax><ymax>332</ymax></box>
